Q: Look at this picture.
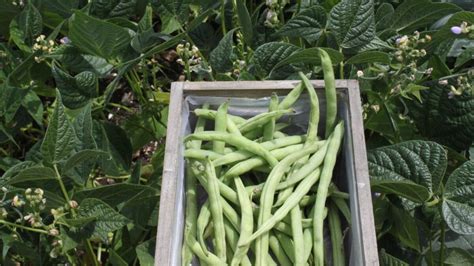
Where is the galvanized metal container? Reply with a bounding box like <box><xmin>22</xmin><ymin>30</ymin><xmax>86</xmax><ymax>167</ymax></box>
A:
<box><xmin>155</xmin><ymin>80</ymin><xmax>379</xmax><ymax>266</ymax></box>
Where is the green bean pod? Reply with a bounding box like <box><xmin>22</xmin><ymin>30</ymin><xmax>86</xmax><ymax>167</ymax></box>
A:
<box><xmin>279</xmin><ymin>82</ymin><xmax>304</xmax><ymax>110</ymax></box>
<box><xmin>237</xmin><ymin>108</ymin><xmax>294</xmax><ymax>134</ymax></box>
<box><xmin>328</xmin><ymin>203</ymin><xmax>345</xmax><ymax>266</ymax></box>
<box><xmin>319</xmin><ymin>48</ymin><xmax>337</xmax><ymax>138</ymax></box>
<box><xmin>254</xmin><ymin>141</ymin><xmax>321</xmax><ymax>266</ymax></box>
<box><xmin>185</xmin><ymin>132</ymin><xmax>279</xmax><ymax>167</ymax></box>
<box><xmin>204</xmin><ymin>159</ymin><xmax>226</xmax><ymax>260</ymax></box>
<box><xmin>184</xmin><ymin>233</ymin><xmax>226</xmax><ymax>265</ymax></box>
<box><xmin>231</xmin><ymin>178</ymin><xmax>254</xmax><ymax>266</ymax></box>
<box><xmin>298</xmin><ymin>72</ymin><xmax>319</xmax><ymax>143</ymax></box>
<box><xmin>196</xmin><ymin>201</ymin><xmax>211</xmax><ymax>255</ymax></box>
<box><xmin>303</xmin><ymin>228</ymin><xmax>313</xmax><ymax>263</ymax></box>
<box><xmin>263</xmin><ymin>93</ymin><xmax>279</xmax><ymax>141</ymax></box>
<box><xmin>213</xmin><ymin>136</ymin><xmax>306</xmax><ymax>167</ymax></box>
<box><xmin>275</xmin><ymin>229</ymin><xmax>296</xmax><ymax>263</ymax></box>
<box><xmin>291</xmin><ymin>205</ymin><xmax>305</xmax><ymax>266</ymax></box>
<box><xmin>222</xmin><ymin>143</ymin><xmax>306</xmax><ymax>180</ymax></box>
<box><xmin>194</xmin><ymin>108</ymin><xmax>246</xmax><ymax>124</ymax></box>
<box><xmin>245</xmin><ymin>167</ymin><xmax>322</xmax><ymax>244</ymax></box>
<box><xmin>182</xmin><ymin>165</ymin><xmax>198</xmax><ymax>266</ymax></box>
<box><xmin>313</xmin><ymin>121</ymin><xmax>344</xmax><ymax>266</ymax></box>
<box><xmin>269</xmin><ymin>232</ymin><xmax>292</xmax><ymax>266</ymax></box>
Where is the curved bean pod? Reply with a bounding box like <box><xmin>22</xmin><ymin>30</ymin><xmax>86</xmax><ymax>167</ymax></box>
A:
<box><xmin>222</xmin><ymin>143</ymin><xmax>306</xmax><ymax>180</ymax></box>
<box><xmin>238</xmin><ymin>109</ymin><xmax>294</xmax><ymax>134</ymax></box>
<box><xmin>298</xmin><ymin>72</ymin><xmax>319</xmax><ymax>143</ymax></box>
<box><xmin>185</xmin><ymin>132</ymin><xmax>279</xmax><ymax>167</ymax></box>
<box><xmin>213</xmin><ymin>135</ymin><xmax>305</xmax><ymax>167</ymax></box>
<box><xmin>279</xmin><ymin>82</ymin><xmax>304</xmax><ymax>110</ymax></box>
<box><xmin>319</xmin><ymin>48</ymin><xmax>337</xmax><ymax>138</ymax></box>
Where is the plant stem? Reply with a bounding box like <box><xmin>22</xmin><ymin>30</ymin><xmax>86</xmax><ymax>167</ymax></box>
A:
<box><xmin>0</xmin><ymin>220</ymin><xmax>49</xmax><ymax>234</ymax></box>
<box><xmin>54</xmin><ymin>165</ymin><xmax>99</xmax><ymax>266</ymax></box>
<box><xmin>220</xmin><ymin>0</ymin><xmax>227</xmax><ymax>35</ymax></box>
<box><xmin>54</xmin><ymin>165</ymin><xmax>74</xmax><ymax>214</ymax></box>
<box><xmin>439</xmin><ymin>220</ymin><xmax>446</xmax><ymax>265</ymax></box>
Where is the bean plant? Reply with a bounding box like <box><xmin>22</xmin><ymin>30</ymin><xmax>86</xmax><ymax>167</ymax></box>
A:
<box><xmin>0</xmin><ymin>0</ymin><xmax>472</xmax><ymax>265</ymax></box>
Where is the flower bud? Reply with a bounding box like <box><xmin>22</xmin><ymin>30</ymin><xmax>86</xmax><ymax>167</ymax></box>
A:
<box><xmin>356</xmin><ymin>70</ymin><xmax>364</xmax><ymax>78</ymax></box>
<box><xmin>49</xmin><ymin>228</ymin><xmax>60</xmax><ymax>236</ymax></box>
<box><xmin>451</xmin><ymin>26</ymin><xmax>462</xmax><ymax>35</ymax></box>
<box><xmin>69</xmin><ymin>200</ymin><xmax>78</xmax><ymax>209</ymax></box>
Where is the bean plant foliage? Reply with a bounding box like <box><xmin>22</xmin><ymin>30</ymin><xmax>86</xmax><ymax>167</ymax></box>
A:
<box><xmin>0</xmin><ymin>0</ymin><xmax>472</xmax><ymax>264</ymax></box>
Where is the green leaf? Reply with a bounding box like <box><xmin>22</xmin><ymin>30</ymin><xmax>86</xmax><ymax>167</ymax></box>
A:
<box><xmin>346</xmin><ymin>51</ymin><xmax>390</xmax><ymax>64</ymax></box>
<box><xmin>60</xmin><ymin>216</ymin><xmax>96</xmax><ymax>228</ymax></box>
<box><xmin>277</xmin><ymin>5</ymin><xmax>327</xmax><ymax>43</ymax></box>
<box><xmin>403</xmin><ymin>83</ymin><xmax>428</xmax><ymax>103</ymax></box>
<box><xmin>102</xmin><ymin>122</ymin><xmax>133</xmax><ymax>171</ymax></box>
<box><xmin>69</xmin><ymin>11</ymin><xmax>132</xmax><ymax>59</ymax></box>
<box><xmin>136</xmin><ymin>238</ymin><xmax>156</xmax><ymax>266</ymax></box>
<box><xmin>131</xmin><ymin>29</ymin><xmax>169</xmax><ymax>53</ymax></box>
<box><xmin>109</xmin><ymin>249</ymin><xmax>129</xmax><ymax>266</ymax></box>
<box><xmin>389</xmin><ymin>204</ymin><xmax>420</xmax><ymax>252</ymax></box>
<box><xmin>380</xmin><ymin>249</ymin><xmax>409</xmax><ymax>266</ymax></box>
<box><xmin>7</xmin><ymin>166</ymin><xmax>56</xmax><ymax>185</ymax></box>
<box><xmin>138</xmin><ymin>4</ymin><xmax>153</xmax><ymax>32</ymax></box>
<box><xmin>48</xmin><ymin>45</ymin><xmax>113</xmax><ymax>76</ymax></box>
<box><xmin>390</xmin><ymin>0</ymin><xmax>461</xmax><ymax>34</ymax></box>
<box><xmin>20</xmin><ymin>3</ymin><xmax>42</xmax><ymax>40</ymax></box>
<box><xmin>426</xmin><ymin>12</ymin><xmax>474</xmax><ymax>55</ymax></box>
<box><xmin>368</xmin><ymin>140</ymin><xmax>447</xmax><ymax>199</ymax></box>
<box><xmin>235</xmin><ymin>0</ymin><xmax>253</xmax><ymax>45</ymax></box>
<box><xmin>22</xmin><ymin>89</ymin><xmax>43</xmax><ymax>126</ymax></box>
<box><xmin>409</xmin><ymin>82</ymin><xmax>474</xmax><ymax>151</ymax></box>
<box><xmin>123</xmin><ymin>107</ymin><xmax>167</xmax><ymax>151</ymax></box>
<box><xmin>375</xmin><ymin>3</ymin><xmax>394</xmax><ymax>31</ymax></box>
<box><xmin>271</xmin><ymin>47</ymin><xmax>343</xmax><ymax>74</ymax></box>
<box><xmin>455</xmin><ymin>47</ymin><xmax>474</xmax><ymax>68</ymax></box>
<box><xmin>444</xmin><ymin>248</ymin><xmax>474</xmax><ymax>265</ymax></box>
<box><xmin>159</xmin><ymin>6</ymin><xmax>182</xmax><ymax>34</ymax></box>
<box><xmin>90</xmin><ymin>0</ymin><xmax>137</xmax><ymax>18</ymax></box>
<box><xmin>63</xmin><ymin>150</ymin><xmax>108</xmax><ymax>173</ymax></box>
<box><xmin>73</xmin><ymin>104</ymin><xmax>96</xmax><ymax>151</ymax></box>
<box><xmin>0</xmin><ymin>0</ymin><xmax>20</xmax><ymax>36</ymax></box>
<box><xmin>52</xmin><ymin>64</ymin><xmax>97</xmax><ymax>109</ymax></box>
<box><xmin>1</xmin><ymin>85</ymin><xmax>28</xmax><ymax>123</ymax></box>
<box><xmin>9</xmin><ymin>18</ymin><xmax>31</xmax><ymax>52</ymax></box>
<box><xmin>40</xmin><ymin>0</ymin><xmax>78</xmax><ymax>19</ymax></box>
<box><xmin>442</xmin><ymin>161</ymin><xmax>474</xmax><ymax>235</ymax></box>
<box><xmin>328</xmin><ymin>0</ymin><xmax>375</xmax><ymax>49</ymax></box>
<box><xmin>40</xmin><ymin>91</ymin><xmax>77</xmax><ymax>163</ymax></box>
<box><xmin>77</xmin><ymin>198</ymin><xmax>131</xmax><ymax>241</ymax></box>
<box><xmin>428</xmin><ymin>55</ymin><xmax>451</xmax><ymax>80</ymax></box>
<box><xmin>209</xmin><ymin>28</ymin><xmax>236</xmax><ymax>73</ymax></box>
<box><xmin>75</xmin><ymin>183</ymin><xmax>158</xmax><ymax>207</ymax></box>
<box><xmin>2</xmin><ymin>161</ymin><xmax>37</xmax><ymax>180</ymax></box>
<box><xmin>120</xmin><ymin>193</ymin><xmax>159</xmax><ymax>228</ymax></box>
<box><xmin>252</xmin><ymin>42</ymin><xmax>300</xmax><ymax>78</ymax></box>
<box><xmin>161</xmin><ymin>0</ymin><xmax>190</xmax><ymax>19</ymax></box>
<box><xmin>371</xmin><ymin>180</ymin><xmax>431</xmax><ymax>203</ymax></box>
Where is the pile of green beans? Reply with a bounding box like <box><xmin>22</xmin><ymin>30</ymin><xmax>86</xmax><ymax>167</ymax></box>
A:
<box><xmin>182</xmin><ymin>50</ymin><xmax>350</xmax><ymax>266</ymax></box>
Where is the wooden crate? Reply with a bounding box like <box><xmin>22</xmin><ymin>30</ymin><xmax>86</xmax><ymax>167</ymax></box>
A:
<box><xmin>155</xmin><ymin>80</ymin><xmax>379</xmax><ymax>265</ymax></box>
